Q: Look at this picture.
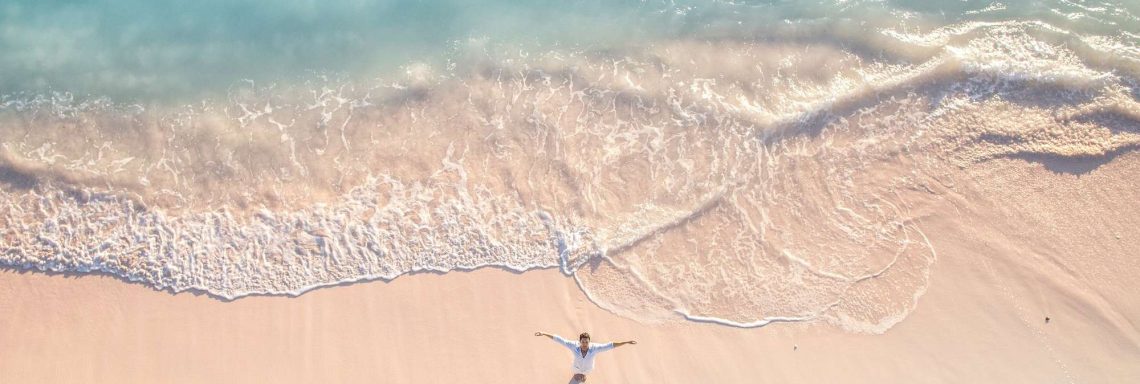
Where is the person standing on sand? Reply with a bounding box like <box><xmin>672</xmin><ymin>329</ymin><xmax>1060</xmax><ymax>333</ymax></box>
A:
<box><xmin>535</xmin><ymin>331</ymin><xmax>637</xmax><ymax>383</ymax></box>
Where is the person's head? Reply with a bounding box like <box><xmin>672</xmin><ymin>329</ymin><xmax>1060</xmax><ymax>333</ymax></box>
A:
<box><xmin>578</xmin><ymin>332</ymin><xmax>590</xmax><ymax>348</ymax></box>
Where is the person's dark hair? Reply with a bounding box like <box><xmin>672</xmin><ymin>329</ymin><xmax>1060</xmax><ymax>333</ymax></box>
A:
<box><xmin>579</xmin><ymin>332</ymin><xmax>590</xmax><ymax>341</ymax></box>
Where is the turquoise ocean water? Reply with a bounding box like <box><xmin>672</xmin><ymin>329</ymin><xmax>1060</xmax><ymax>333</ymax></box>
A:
<box><xmin>4</xmin><ymin>0</ymin><xmax>1134</xmax><ymax>100</ymax></box>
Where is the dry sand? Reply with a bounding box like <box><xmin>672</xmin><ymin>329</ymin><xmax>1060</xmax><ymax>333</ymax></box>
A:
<box><xmin>3</xmin><ymin>157</ymin><xmax>1140</xmax><ymax>383</ymax></box>
<box><xmin>0</xmin><ymin>233</ymin><xmax>1136</xmax><ymax>383</ymax></box>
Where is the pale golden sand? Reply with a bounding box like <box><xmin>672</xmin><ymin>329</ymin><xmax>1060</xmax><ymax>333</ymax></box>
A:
<box><xmin>3</xmin><ymin>187</ymin><xmax>1138</xmax><ymax>384</ymax></box>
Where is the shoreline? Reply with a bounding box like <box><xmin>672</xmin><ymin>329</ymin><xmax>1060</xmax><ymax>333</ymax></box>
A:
<box><xmin>3</xmin><ymin>219</ymin><xmax>1136</xmax><ymax>383</ymax></box>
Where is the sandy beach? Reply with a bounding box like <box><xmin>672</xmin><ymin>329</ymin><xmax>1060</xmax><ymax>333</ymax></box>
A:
<box><xmin>4</xmin><ymin>1</ymin><xmax>1140</xmax><ymax>382</ymax></box>
<box><xmin>4</xmin><ymin>155</ymin><xmax>1139</xmax><ymax>383</ymax></box>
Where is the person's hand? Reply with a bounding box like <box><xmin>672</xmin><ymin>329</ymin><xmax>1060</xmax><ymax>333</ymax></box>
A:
<box><xmin>535</xmin><ymin>332</ymin><xmax>543</xmax><ymax>337</ymax></box>
<box><xmin>630</xmin><ymin>340</ymin><xmax>637</xmax><ymax>345</ymax></box>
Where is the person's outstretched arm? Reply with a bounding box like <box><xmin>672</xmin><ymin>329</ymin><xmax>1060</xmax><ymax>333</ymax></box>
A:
<box><xmin>594</xmin><ymin>339</ymin><xmax>636</xmax><ymax>353</ymax></box>
<box><xmin>535</xmin><ymin>332</ymin><xmax>578</xmax><ymax>351</ymax></box>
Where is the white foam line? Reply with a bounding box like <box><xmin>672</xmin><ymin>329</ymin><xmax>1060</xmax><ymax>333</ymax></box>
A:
<box><xmin>252</xmin><ymin>262</ymin><xmax>557</xmax><ymax>301</ymax></box>
<box><xmin>0</xmin><ymin>258</ymin><xmax>561</xmax><ymax>301</ymax></box>
<box><xmin>673</xmin><ymin>309</ymin><xmax>815</xmax><ymax>328</ymax></box>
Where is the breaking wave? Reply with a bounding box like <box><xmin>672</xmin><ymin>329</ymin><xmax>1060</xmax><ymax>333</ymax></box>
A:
<box><xmin>2</xmin><ymin>11</ymin><xmax>1139</xmax><ymax>333</ymax></box>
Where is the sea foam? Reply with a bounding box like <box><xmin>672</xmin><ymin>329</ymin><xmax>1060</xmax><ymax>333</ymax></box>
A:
<box><xmin>2</xmin><ymin>2</ymin><xmax>1139</xmax><ymax>333</ymax></box>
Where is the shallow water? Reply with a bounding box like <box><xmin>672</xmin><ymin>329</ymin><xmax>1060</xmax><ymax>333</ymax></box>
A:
<box><xmin>2</xmin><ymin>0</ymin><xmax>1138</xmax><ymax>333</ymax></box>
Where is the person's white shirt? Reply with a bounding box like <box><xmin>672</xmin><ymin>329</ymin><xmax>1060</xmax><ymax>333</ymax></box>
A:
<box><xmin>552</xmin><ymin>335</ymin><xmax>615</xmax><ymax>374</ymax></box>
